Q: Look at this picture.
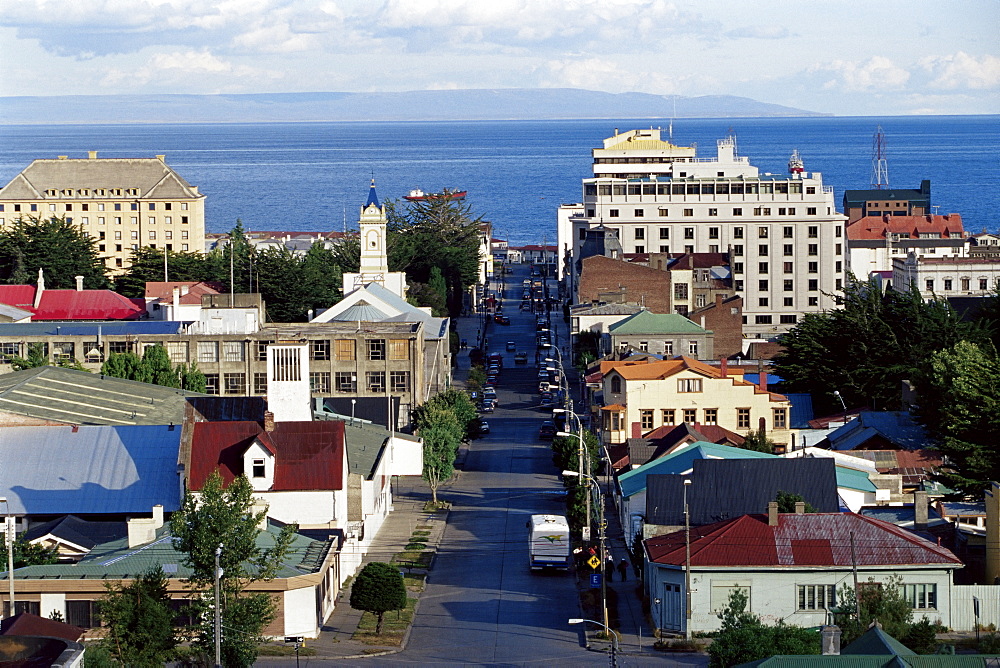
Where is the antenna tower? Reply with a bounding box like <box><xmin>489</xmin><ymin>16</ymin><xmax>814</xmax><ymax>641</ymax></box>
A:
<box><xmin>871</xmin><ymin>125</ymin><xmax>889</xmax><ymax>190</ymax></box>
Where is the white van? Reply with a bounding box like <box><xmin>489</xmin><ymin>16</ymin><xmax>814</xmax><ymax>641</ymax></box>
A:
<box><xmin>528</xmin><ymin>514</ymin><xmax>570</xmax><ymax>571</ymax></box>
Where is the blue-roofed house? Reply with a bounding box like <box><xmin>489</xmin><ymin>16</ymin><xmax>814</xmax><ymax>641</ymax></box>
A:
<box><xmin>0</xmin><ymin>424</ymin><xmax>184</xmax><ymax>531</ymax></box>
<box><xmin>821</xmin><ymin>411</ymin><xmax>930</xmax><ymax>452</ymax></box>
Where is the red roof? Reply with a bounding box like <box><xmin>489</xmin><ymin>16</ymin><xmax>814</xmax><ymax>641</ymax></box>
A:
<box><xmin>190</xmin><ymin>420</ymin><xmax>345</xmax><ymax>491</ymax></box>
<box><xmin>0</xmin><ymin>612</ymin><xmax>83</xmax><ymax>641</ymax></box>
<box><xmin>145</xmin><ymin>281</ymin><xmax>223</xmax><ymax>305</ymax></box>
<box><xmin>847</xmin><ymin>214</ymin><xmax>964</xmax><ymax>241</ymax></box>
<box><xmin>645</xmin><ymin>512</ymin><xmax>961</xmax><ymax>568</ymax></box>
<box><xmin>0</xmin><ymin>285</ymin><xmax>145</xmax><ymax>320</ymax></box>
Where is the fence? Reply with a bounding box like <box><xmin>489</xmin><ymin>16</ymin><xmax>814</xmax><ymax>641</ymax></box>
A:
<box><xmin>949</xmin><ymin>585</ymin><xmax>1000</xmax><ymax>631</ymax></box>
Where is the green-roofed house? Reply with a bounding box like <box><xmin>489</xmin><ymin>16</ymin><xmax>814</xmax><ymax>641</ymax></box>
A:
<box><xmin>609</xmin><ymin>309</ymin><xmax>714</xmax><ymax>359</ymax></box>
<box><xmin>4</xmin><ymin>522</ymin><xmax>338</xmax><ymax>639</ymax></box>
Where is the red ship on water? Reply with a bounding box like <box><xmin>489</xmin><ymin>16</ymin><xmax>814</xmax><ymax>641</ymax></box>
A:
<box><xmin>403</xmin><ymin>188</ymin><xmax>467</xmax><ymax>201</ymax></box>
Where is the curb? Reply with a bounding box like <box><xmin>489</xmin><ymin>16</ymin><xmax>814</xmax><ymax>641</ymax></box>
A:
<box><xmin>325</xmin><ymin>507</ymin><xmax>450</xmax><ymax>661</ymax></box>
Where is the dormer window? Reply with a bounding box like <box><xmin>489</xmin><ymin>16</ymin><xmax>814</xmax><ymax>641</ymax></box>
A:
<box><xmin>252</xmin><ymin>458</ymin><xmax>266</xmax><ymax>478</ymax></box>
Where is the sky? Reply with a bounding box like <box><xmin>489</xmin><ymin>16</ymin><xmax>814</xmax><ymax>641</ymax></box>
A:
<box><xmin>1</xmin><ymin>0</ymin><xmax>997</xmax><ymax>116</ymax></box>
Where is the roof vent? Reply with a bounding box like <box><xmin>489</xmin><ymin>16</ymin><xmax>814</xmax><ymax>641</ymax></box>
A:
<box><xmin>88</xmin><ymin>151</ymin><xmax>98</xmax><ymax>159</ymax></box>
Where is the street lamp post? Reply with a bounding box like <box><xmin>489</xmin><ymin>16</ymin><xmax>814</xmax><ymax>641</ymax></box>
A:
<box><xmin>563</xmin><ymin>471</ymin><xmax>609</xmax><ymax>638</ymax></box>
<box><xmin>214</xmin><ymin>544</ymin><xmax>223</xmax><ymax>668</ymax></box>
<box><xmin>568</xmin><ymin>618</ymin><xmax>619</xmax><ymax>668</ymax></box>
<box><xmin>0</xmin><ymin>498</ymin><xmax>13</xmax><ymax>619</ymax></box>
<box><xmin>683</xmin><ymin>478</ymin><xmax>692</xmax><ymax>640</ymax></box>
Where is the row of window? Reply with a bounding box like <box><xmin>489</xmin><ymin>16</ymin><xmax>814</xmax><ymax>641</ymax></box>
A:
<box><xmin>602</xmin><ymin>207</ymin><xmax>823</xmax><ymax>219</ymax></box>
<box><xmin>734</xmin><ymin>261</ymin><xmax>843</xmax><ymax>274</ymax></box>
<box><xmin>78</xmin><ymin>215</ymin><xmax>190</xmax><ymax>225</ymax></box>
<box><xmin>585</xmin><ymin>182</ymin><xmax>819</xmax><ymax>196</ymax></box>
<box><xmin>0</xmin><ymin>201</ymin><xmax>190</xmax><ymax>212</ymax></box>
<box><xmin>796</xmin><ymin>583</ymin><xmax>936</xmax><ymax>611</ymax></box>
<box><xmin>85</xmin><ymin>228</ymin><xmax>189</xmax><ymax>240</ymax></box>
<box><xmin>637</xmin><ymin>406</ymin><xmax>788</xmax><ymax>430</ymax></box>
<box><xmin>625</xmin><ymin>340</ymin><xmax>699</xmax><ymax>356</ymax></box>
<box><xmin>732</xmin><ymin>243</ymin><xmax>842</xmax><ymax>256</ymax></box>
<box><xmin>584</xmin><ymin>224</ymin><xmax>842</xmax><ymax>242</ymax></box>
<box><xmin>925</xmin><ymin>277</ymin><xmax>995</xmax><ymax>292</ymax></box>
<box><xmin>0</xmin><ymin>338</ymin><xmax>412</xmax><ymax>366</ymax></box>
<box><xmin>201</xmin><ymin>370</ymin><xmax>412</xmax><ymax>395</ymax></box>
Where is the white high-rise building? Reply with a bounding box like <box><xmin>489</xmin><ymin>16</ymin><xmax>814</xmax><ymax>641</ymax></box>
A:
<box><xmin>557</xmin><ymin>128</ymin><xmax>847</xmax><ymax>338</ymax></box>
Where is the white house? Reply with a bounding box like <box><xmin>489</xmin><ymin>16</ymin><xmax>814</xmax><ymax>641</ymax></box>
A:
<box><xmin>644</xmin><ymin>509</ymin><xmax>963</xmax><ymax>636</ymax></box>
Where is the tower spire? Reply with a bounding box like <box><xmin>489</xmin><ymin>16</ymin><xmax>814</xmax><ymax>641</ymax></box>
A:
<box><xmin>365</xmin><ymin>177</ymin><xmax>380</xmax><ymax>208</ymax></box>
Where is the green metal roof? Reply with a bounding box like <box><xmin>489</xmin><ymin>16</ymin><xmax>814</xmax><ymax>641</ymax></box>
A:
<box><xmin>8</xmin><ymin>523</ymin><xmax>332</xmax><ymax>581</ymax></box>
<box><xmin>608</xmin><ymin>310</ymin><xmax>710</xmax><ymax>336</ymax></box>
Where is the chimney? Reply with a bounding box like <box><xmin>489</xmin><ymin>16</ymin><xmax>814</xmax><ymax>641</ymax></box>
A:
<box><xmin>720</xmin><ymin>357</ymin><xmax>728</xmax><ymax>376</ymax></box>
<box><xmin>88</xmin><ymin>150</ymin><xmax>98</xmax><ymax>159</ymax></box>
<box><xmin>75</xmin><ymin>275</ymin><xmax>84</xmax><ymax>291</ymax></box>
<box><xmin>152</xmin><ymin>504</ymin><xmax>164</xmax><ymax>529</ymax></box>
<box><xmin>263</xmin><ymin>410</ymin><xmax>275</xmax><ymax>432</ymax></box>
<box><xmin>914</xmin><ymin>490</ymin><xmax>929</xmax><ymax>530</ymax></box>
<box><xmin>759</xmin><ymin>371</ymin><xmax>767</xmax><ymax>393</ymax></box>
<box><xmin>795</xmin><ymin>501</ymin><xmax>806</xmax><ymax>514</ymax></box>
<box><xmin>156</xmin><ymin>154</ymin><xmax>166</xmax><ymax>162</ymax></box>
<box><xmin>34</xmin><ymin>268</ymin><xmax>45</xmax><ymax>308</ymax></box>
<box><xmin>767</xmin><ymin>501</ymin><xmax>779</xmax><ymax>526</ymax></box>
<box><xmin>58</xmin><ymin>155</ymin><xmax>68</xmax><ymax>160</ymax></box>
<box><xmin>172</xmin><ymin>286</ymin><xmax>180</xmax><ymax>308</ymax></box>
<box><xmin>631</xmin><ymin>421</ymin><xmax>641</xmax><ymax>438</ymax></box>
<box><xmin>180</xmin><ymin>285</ymin><xmax>189</xmax><ymax>296</ymax></box>
<box><xmin>821</xmin><ymin>626</ymin><xmax>842</xmax><ymax>655</ymax></box>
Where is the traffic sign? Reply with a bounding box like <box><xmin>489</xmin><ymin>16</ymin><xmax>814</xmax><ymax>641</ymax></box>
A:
<box><xmin>587</xmin><ymin>555</ymin><xmax>601</xmax><ymax>569</ymax></box>
<box><xmin>590</xmin><ymin>573</ymin><xmax>602</xmax><ymax>589</ymax></box>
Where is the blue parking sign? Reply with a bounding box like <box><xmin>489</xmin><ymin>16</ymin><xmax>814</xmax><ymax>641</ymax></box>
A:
<box><xmin>590</xmin><ymin>573</ymin><xmax>601</xmax><ymax>589</ymax></box>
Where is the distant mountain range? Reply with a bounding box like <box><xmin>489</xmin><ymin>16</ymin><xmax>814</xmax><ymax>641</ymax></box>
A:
<box><xmin>0</xmin><ymin>89</ymin><xmax>827</xmax><ymax>125</ymax></box>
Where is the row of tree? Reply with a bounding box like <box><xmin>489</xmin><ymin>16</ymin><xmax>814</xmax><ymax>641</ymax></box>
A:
<box><xmin>773</xmin><ymin>279</ymin><xmax>1000</xmax><ymax>497</ymax></box>
<box><xmin>0</xmin><ymin>196</ymin><xmax>483</xmax><ymax>322</ymax></box>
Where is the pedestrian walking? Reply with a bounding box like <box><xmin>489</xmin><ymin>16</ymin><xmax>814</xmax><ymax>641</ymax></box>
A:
<box><xmin>618</xmin><ymin>558</ymin><xmax>628</xmax><ymax>582</ymax></box>
<box><xmin>605</xmin><ymin>555</ymin><xmax>615</xmax><ymax>582</ymax></box>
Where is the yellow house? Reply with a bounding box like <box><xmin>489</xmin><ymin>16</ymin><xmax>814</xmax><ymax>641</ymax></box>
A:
<box><xmin>600</xmin><ymin>356</ymin><xmax>792</xmax><ymax>447</ymax></box>
<box><xmin>0</xmin><ymin>152</ymin><xmax>206</xmax><ymax>274</ymax></box>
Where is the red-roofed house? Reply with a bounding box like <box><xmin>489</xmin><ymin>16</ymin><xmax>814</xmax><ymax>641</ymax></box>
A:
<box><xmin>644</xmin><ymin>510</ymin><xmax>962</xmax><ymax>636</ymax></box>
<box><xmin>189</xmin><ymin>419</ymin><xmax>348</xmax><ymax>528</ymax></box>
<box><xmin>847</xmin><ymin>213</ymin><xmax>967</xmax><ymax>279</ymax></box>
<box><xmin>600</xmin><ymin>356</ymin><xmax>792</xmax><ymax>448</ymax></box>
<box><xmin>144</xmin><ymin>280</ymin><xmax>222</xmax><ymax>320</ymax></box>
<box><xmin>0</xmin><ymin>271</ymin><xmax>145</xmax><ymax>321</ymax></box>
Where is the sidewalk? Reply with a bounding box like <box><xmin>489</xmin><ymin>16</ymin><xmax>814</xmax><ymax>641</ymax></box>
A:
<box><xmin>257</xmin><ymin>478</ymin><xmax>447</xmax><ymax>662</ymax></box>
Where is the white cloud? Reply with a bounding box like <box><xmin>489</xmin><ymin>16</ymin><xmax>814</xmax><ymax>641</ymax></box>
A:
<box><xmin>812</xmin><ymin>56</ymin><xmax>911</xmax><ymax>92</ymax></box>
<box><xmin>101</xmin><ymin>48</ymin><xmax>271</xmax><ymax>90</ymax></box>
<box><xmin>540</xmin><ymin>57</ymin><xmax>688</xmax><ymax>95</ymax></box>
<box><xmin>725</xmin><ymin>25</ymin><xmax>792</xmax><ymax>40</ymax></box>
<box><xmin>920</xmin><ymin>52</ymin><xmax>1000</xmax><ymax>90</ymax></box>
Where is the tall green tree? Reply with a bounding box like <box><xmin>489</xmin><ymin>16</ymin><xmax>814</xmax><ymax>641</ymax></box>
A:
<box><xmin>775</xmin><ymin>279</ymin><xmax>986</xmax><ymax>415</ymax></box>
<box><xmin>169</xmin><ymin>472</ymin><xmax>297</xmax><ymax>668</ymax></box>
<box><xmin>141</xmin><ymin>343</ymin><xmax>180</xmax><ymax>387</ymax></box>
<box><xmin>417</xmin><ymin>406</ymin><xmax>461</xmax><ymax>504</ymax></box>
<box><xmin>177</xmin><ymin>362</ymin><xmax>207</xmax><ymax>393</ymax></box>
<box><xmin>101</xmin><ymin>351</ymin><xmax>144</xmax><ymax>380</ymax></box>
<box><xmin>100</xmin><ymin>566</ymin><xmax>178</xmax><ymax>666</ymax></box>
<box><xmin>301</xmin><ymin>241</ymin><xmax>344</xmax><ymax>310</ymax></box>
<box><xmin>0</xmin><ymin>216</ymin><xmax>109</xmax><ymax>288</ymax></box>
<box><xmin>254</xmin><ymin>245</ymin><xmax>311</xmax><ymax>322</ymax></box>
<box><xmin>349</xmin><ymin>562</ymin><xmax>408</xmax><ymax>635</ymax></box>
<box><xmin>113</xmin><ymin>247</ymin><xmax>211</xmax><ymax>298</ymax></box>
<box><xmin>205</xmin><ymin>220</ymin><xmax>255</xmax><ymax>294</ymax></box>
<box><xmin>916</xmin><ymin>340</ymin><xmax>1000</xmax><ymax>497</ymax></box>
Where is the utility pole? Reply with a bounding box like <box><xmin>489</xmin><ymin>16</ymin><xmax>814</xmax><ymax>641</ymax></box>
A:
<box><xmin>214</xmin><ymin>544</ymin><xmax>223</xmax><ymax>668</ymax></box>
<box><xmin>684</xmin><ymin>479</ymin><xmax>692</xmax><ymax>640</ymax></box>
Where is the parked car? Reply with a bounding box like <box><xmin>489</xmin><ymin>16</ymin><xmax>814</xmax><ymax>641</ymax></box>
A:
<box><xmin>478</xmin><ymin>419</ymin><xmax>490</xmax><ymax>434</ymax></box>
<box><xmin>496</xmin><ymin>315</ymin><xmax>510</xmax><ymax>326</ymax></box>
<box><xmin>506</xmin><ymin>341</ymin><xmax>516</xmax><ymax>352</ymax></box>
<box><xmin>538</xmin><ymin>421</ymin><xmax>556</xmax><ymax>439</ymax></box>
<box><xmin>480</xmin><ymin>399</ymin><xmax>496</xmax><ymax>413</ymax></box>
<box><xmin>483</xmin><ymin>387</ymin><xmax>497</xmax><ymax>402</ymax></box>
<box><xmin>539</xmin><ymin>391</ymin><xmax>554</xmax><ymax>406</ymax></box>
<box><xmin>514</xmin><ymin>352</ymin><xmax>528</xmax><ymax>364</ymax></box>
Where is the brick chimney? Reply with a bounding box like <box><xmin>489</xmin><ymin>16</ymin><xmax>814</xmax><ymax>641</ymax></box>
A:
<box><xmin>263</xmin><ymin>411</ymin><xmax>275</xmax><ymax>432</ymax></box>
<box><xmin>720</xmin><ymin>357</ymin><xmax>728</xmax><ymax>376</ymax></box>
<box><xmin>767</xmin><ymin>501</ymin><xmax>779</xmax><ymax>526</ymax></box>
<box><xmin>795</xmin><ymin>501</ymin><xmax>806</xmax><ymax>514</ymax></box>
<box><xmin>914</xmin><ymin>490</ymin><xmax>928</xmax><ymax>530</ymax></box>
<box><xmin>759</xmin><ymin>370</ymin><xmax>767</xmax><ymax>393</ymax></box>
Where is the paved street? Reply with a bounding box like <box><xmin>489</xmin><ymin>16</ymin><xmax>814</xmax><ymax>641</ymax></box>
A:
<box><xmin>259</xmin><ymin>264</ymin><xmax>708</xmax><ymax>666</ymax></box>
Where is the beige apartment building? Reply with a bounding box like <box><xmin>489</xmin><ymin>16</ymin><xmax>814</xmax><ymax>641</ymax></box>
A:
<box><xmin>599</xmin><ymin>356</ymin><xmax>792</xmax><ymax>448</ymax></box>
<box><xmin>0</xmin><ymin>152</ymin><xmax>206</xmax><ymax>273</ymax></box>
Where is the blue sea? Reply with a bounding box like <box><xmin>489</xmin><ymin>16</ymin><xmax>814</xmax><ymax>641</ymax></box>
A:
<box><xmin>1</xmin><ymin>116</ymin><xmax>997</xmax><ymax>245</ymax></box>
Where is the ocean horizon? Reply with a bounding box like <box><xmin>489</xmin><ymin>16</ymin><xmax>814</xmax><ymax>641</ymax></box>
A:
<box><xmin>1</xmin><ymin>115</ymin><xmax>997</xmax><ymax>245</ymax></box>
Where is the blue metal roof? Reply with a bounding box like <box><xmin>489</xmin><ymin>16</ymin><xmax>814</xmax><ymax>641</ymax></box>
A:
<box><xmin>0</xmin><ymin>425</ymin><xmax>183</xmax><ymax>515</ymax></box>
<box><xmin>784</xmin><ymin>393</ymin><xmax>815</xmax><ymax>428</ymax></box>
<box><xmin>0</xmin><ymin>321</ymin><xmax>187</xmax><ymax>336</ymax></box>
